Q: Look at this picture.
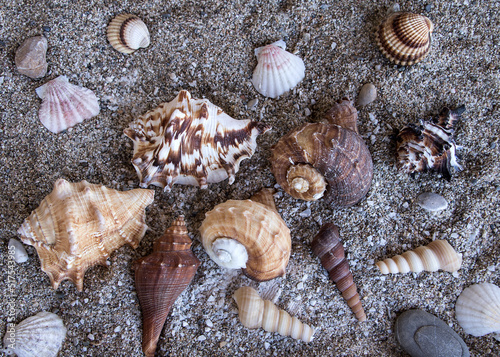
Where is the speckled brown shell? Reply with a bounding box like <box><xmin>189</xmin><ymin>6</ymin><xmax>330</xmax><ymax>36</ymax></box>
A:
<box><xmin>124</xmin><ymin>90</ymin><xmax>270</xmax><ymax>191</ymax></box>
<box><xmin>311</xmin><ymin>223</ymin><xmax>366</xmax><ymax>322</ymax></box>
<box><xmin>134</xmin><ymin>216</ymin><xmax>200</xmax><ymax>357</ymax></box>
<box><xmin>375</xmin><ymin>12</ymin><xmax>433</xmax><ymax>65</ymax></box>
<box><xmin>270</xmin><ymin>121</ymin><xmax>373</xmax><ymax>207</ymax></box>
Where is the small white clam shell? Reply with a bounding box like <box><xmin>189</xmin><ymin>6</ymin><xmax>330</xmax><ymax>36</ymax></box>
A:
<box><xmin>252</xmin><ymin>40</ymin><xmax>305</xmax><ymax>98</ymax></box>
<box><xmin>455</xmin><ymin>283</ymin><xmax>500</xmax><ymax>339</ymax></box>
<box><xmin>8</xmin><ymin>238</ymin><xmax>28</xmax><ymax>263</ymax></box>
<box><xmin>35</xmin><ymin>75</ymin><xmax>100</xmax><ymax>133</ymax></box>
<box><xmin>107</xmin><ymin>14</ymin><xmax>150</xmax><ymax>54</ymax></box>
<box><xmin>2</xmin><ymin>311</ymin><xmax>67</xmax><ymax>357</ymax></box>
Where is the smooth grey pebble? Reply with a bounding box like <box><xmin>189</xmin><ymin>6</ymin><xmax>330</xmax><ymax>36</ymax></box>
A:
<box><xmin>357</xmin><ymin>83</ymin><xmax>377</xmax><ymax>106</ymax></box>
<box><xmin>416</xmin><ymin>192</ymin><xmax>448</xmax><ymax>211</ymax></box>
<box><xmin>8</xmin><ymin>238</ymin><xmax>29</xmax><ymax>263</ymax></box>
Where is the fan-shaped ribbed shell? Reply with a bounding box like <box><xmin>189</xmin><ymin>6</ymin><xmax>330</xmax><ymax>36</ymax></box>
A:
<box><xmin>134</xmin><ymin>216</ymin><xmax>200</xmax><ymax>357</ymax></box>
<box><xmin>375</xmin><ymin>12</ymin><xmax>433</xmax><ymax>65</ymax></box>
<box><xmin>35</xmin><ymin>75</ymin><xmax>100</xmax><ymax>133</ymax></box>
<box><xmin>375</xmin><ymin>240</ymin><xmax>462</xmax><ymax>274</ymax></box>
<box><xmin>252</xmin><ymin>40</ymin><xmax>305</xmax><ymax>98</ymax></box>
<box><xmin>311</xmin><ymin>223</ymin><xmax>366</xmax><ymax>322</ymax></box>
<box><xmin>455</xmin><ymin>283</ymin><xmax>500</xmax><ymax>339</ymax></box>
<box><xmin>107</xmin><ymin>14</ymin><xmax>150</xmax><ymax>54</ymax></box>
<box><xmin>396</xmin><ymin>106</ymin><xmax>465</xmax><ymax>180</ymax></box>
<box><xmin>2</xmin><ymin>312</ymin><xmax>66</xmax><ymax>357</ymax></box>
<box><xmin>18</xmin><ymin>179</ymin><xmax>154</xmax><ymax>291</ymax></box>
<box><xmin>199</xmin><ymin>189</ymin><xmax>291</xmax><ymax>281</ymax></box>
<box><xmin>233</xmin><ymin>286</ymin><xmax>315</xmax><ymax>342</ymax></box>
<box><xmin>270</xmin><ymin>122</ymin><xmax>373</xmax><ymax>206</ymax></box>
<box><xmin>124</xmin><ymin>90</ymin><xmax>270</xmax><ymax>191</ymax></box>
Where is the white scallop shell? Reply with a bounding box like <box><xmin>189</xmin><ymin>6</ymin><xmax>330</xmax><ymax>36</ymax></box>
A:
<box><xmin>455</xmin><ymin>283</ymin><xmax>500</xmax><ymax>340</ymax></box>
<box><xmin>107</xmin><ymin>14</ymin><xmax>150</xmax><ymax>54</ymax></box>
<box><xmin>35</xmin><ymin>75</ymin><xmax>100</xmax><ymax>133</ymax></box>
<box><xmin>2</xmin><ymin>311</ymin><xmax>67</xmax><ymax>357</ymax></box>
<box><xmin>252</xmin><ymin>40</ymin><xmax>305</xmax><ymax>98</ymax></box>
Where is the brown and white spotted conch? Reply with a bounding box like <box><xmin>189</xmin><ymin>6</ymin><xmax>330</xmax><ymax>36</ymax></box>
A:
<box><xmin>199</xmin><ymin>188</ymin><xmax>291</xmax><ymax>281</ymax></box>
<box><xmin>134</xmin><ymin>216</ymin><xmax>200</xmax><ymax>357</ymax></box>
<box><xmin>270</xmin><ymin>98</ymin><xmax>373</xmax><ymax>207</ymax></box>
<box><xmin>311</xmin><ymin>223</ymin><xmax>366</xmax><ymax>322</ymax></box>
<box><xmin>233</xmin><ymin>286</ymin><xmax>315</xmax><ymax>342</ymax></box>
<box><xmin>17</xmin><ymin>179</ymin><xmax>154</xmax><ymax>291</ymax></box>
<box><xmin>124</xmin><ymin>90</ymin><xmax>271</xmax><ymax>191</ymax></box>
<box><xmin>396</xmin><ymin>106</ymin><xmax>465</xmax><ymax>180</ymax></box>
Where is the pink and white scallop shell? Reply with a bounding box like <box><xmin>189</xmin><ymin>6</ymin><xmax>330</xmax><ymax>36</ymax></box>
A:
<box><xmin>35</xmin><ymin>75</ymin><xmax>100</xmax><ymax>133</ymax></box>
<box><xmin>252</xmin><ymin>40</ymin><xmax>305</xmax><ymax>99</ymax></box>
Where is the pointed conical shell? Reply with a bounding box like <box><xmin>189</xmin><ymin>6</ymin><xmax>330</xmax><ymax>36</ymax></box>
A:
<box><xmin>2</xmin><ymin>312</ymin><xmax>66</xmax><ymax>357</ymax></box>
<box><xmin>107</xmin><ymin>14</ymin><xmax>150</xmax><ymax>54</ymax></box>
<box><xmin>252</xmin><ymin>40</ymin><xmax>305</xmax><ymax>98</ymax></box>
<box><xmin>375</xmin><ymin>240</ymin><xmax>462</xmax><ymax>274</ymax></box>
<box><xmin>35</xmin><ymin>75</ymin><xmax>100</xmax><ymax>133</ymax></box>
<box><xmin>455</xmin><ymin>283</ymin><xmax>500</xmax><ymax>339</ymax></box>
<box><xmin>134</xmin><ymin>216</ymin><xmax>200</xmax><ymax>357</ymax></box>
<box><xmin>270</xmin><ymin>122</ymin><xmax>373</xmax><ymax>206</ymax></box>
<box><xmin>199</xmin><ymin>189</ymin><xmax>291</xmax><ymax>281</ymax></box>
<box><xmin>124</xmin><ymin>90</ymin><xmax>271</xmax><ymax>191</ymax></box>
<box><xmin>18</xmin><ymin>179</ymin><xmax>154</xmax><ymax>291</ymax></box>
<box><xmin>375</xmin><ymin>12</ymin><xmax>433</xmax><ymax>66</ymax></box>
<box><xmin>233</xmin><ymin>286</ymin><xmax>314</xmax><ymax>342</ymax></box>
<box><xmin>311</xmin><ymin>223</ymin><xmax>366</xmax><ymax>322</ymax></box>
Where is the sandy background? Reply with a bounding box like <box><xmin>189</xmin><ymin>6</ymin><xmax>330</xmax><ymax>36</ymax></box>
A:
<box><xmin>1</xmin><ymin>0</ymin><xmax>499</xmax><ymax>356</ymax></box>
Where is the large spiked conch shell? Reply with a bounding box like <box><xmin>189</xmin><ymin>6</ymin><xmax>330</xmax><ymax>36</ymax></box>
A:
<box><xmin>455</xmin><ymin>283</ymin><xmax>500</xmax><ymax>340</ymax></box>
<box><xmin>270</xmin><ymin>98</ymin><xmax>373</xmax><ymax>207</ymax></box>
<box><xmin>251</xmin><ymin>40</ymin><xmax>305</xmax><ymax>98</ymax></box>
<box><xmin>18</xmin><ymin>179</ymin><xmax>154</xmax><ymax>291</ymax></box>
<box><xmin>375</xmin><ymin>240</ymin><xmax>462</xmax><ymax>274</ymax></box>
<box><xmin>2</xmin><ymin>311</ymin><xmax>66</xmax><ymax>357</ymax></box>
<box><xmin>311</xmin><ymin>223</ymin><xmax>366</xmax><ymax>322</ymax></box>
<box><xmin>375</xmin><ymin>12</ymin><xmax>434</xmax><ymax>66</ymax></box>
<box><xmin>134</xmin><ymin>216</ymin><xmax>200</xmax><ymax>357</ymax></box>
<box><xmin>107</xmin><ymin>14</ymin><xmax>150</xmax><ymax>54</ymax></box>
<box><xmin>36</xmin><ymin>75</ymin><xmax>100</xmax><ymax>133</ymax></box>
<box><xmin>233</xmin><ymin>286</ymin><xmax>315</xmax><ymax>342</ymax></box>
<box><xmin>124</xmin><ymin>90</ymin><xmax>271</xmax><ymax>191</ymax></box>
<box><xmin>199</xmin><ymin>188</ymin><xmax>291</xmax><ymax>281</ymax></box>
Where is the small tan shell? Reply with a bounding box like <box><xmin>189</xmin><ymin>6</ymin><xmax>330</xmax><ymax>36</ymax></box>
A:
<box><xmin>18</xmin><ymin>179</ymin><xmax>154</xmax><ymax>291</ymax></box>
<box><xmin>375</xmin><ymin>12</ymin><xmax>434</xmax><ymax>65</ymax></box>
<box><xmin>233</xmin><ymin>286</ymin><xmax>315</xmax><ymax>342</ymax></box>
<box><xmin>107</xmin><ymin>14</ymin><xmax>150</xmax><ymax>54</ymax></box>
<box><xmin>199</xmin><ymin>188</ymin><xmax>291</xmax><ymax>281</ymax></box>
<box><xmin>455</xmin><ymin>283</ymin><xmax>500</xmax><ymax>340</ymax></box>
<box><xmin>375</xmin><ymin>240</ymin><xmax>462</xmax><ymax>274</ymax></box>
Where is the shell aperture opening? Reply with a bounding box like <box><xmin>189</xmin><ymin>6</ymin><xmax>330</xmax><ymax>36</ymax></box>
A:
<box><xmin>211</xmin><ymin>238</ymin><xmax>248</xmax><ymax>269</ymax></box>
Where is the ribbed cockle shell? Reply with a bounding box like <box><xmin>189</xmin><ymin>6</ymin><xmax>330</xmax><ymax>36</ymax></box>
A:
<box><xmin>270</xmin><ymin>99</ymin><xmax>373</xmax><ymax>206</ymax></box>
<box><xmin>134</xmin><ymin>216</ymin><xmax>200</xmax><ymax>357</ymax></box>
<box><xmin>375</xmin><ymin>12</ymin><xmax>434</xmax><ymax>65</ymax></box>
<box><xmin>18</xmin><ymin>179</ymin><xmax>154</xmax><ymax>291</ymax></box>
<box><xmin>199</xmin><ymin>188</ymin><xmax>291</xmax><ymax>281</ymax></box>
<box><xmin>375</xmin><ymin>240</ymin><xmax>462</xmax><ymax>274</ymax></box>
<box><xmin>107</xmin><ymin>14</ymin><xmax>150</xmax><ymax>54</ymax></box>
<box><xmin>311</xmin><ymin>223</ymin><xmax>366</xmax><ymax>322</ymax></box>
<box><xmin>124</xmin><ymin>90</ymin><xmax>271</xmax><ymax>191</ymax></box>
<box><xmin>233</xmin><ymin>286</ymin><xmax>315</xmax><ymax>342</ymax></box>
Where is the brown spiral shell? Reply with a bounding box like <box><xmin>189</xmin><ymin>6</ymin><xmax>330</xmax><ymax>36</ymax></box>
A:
<box><xmin>375</xmin><ymin>12</ymin><xmax>434</xmax><ymax>66</ymax></box>
<box><xmin>270</xmin><ymin>99</ymin><xmax>373</xmax><ymax>207</ymax></box>
<box><xmin>311</xmin><ymin>223</ymin><xmax>366</xmax><ymax>322</ymax></box>
<box><xmin>134</xmin><ymin>216</ymin><xmax>200</xmax><ymax>357</ymax></box>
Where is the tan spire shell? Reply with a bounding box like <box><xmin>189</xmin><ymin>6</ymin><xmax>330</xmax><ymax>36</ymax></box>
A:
<box><xmin>17</xmin><ymin>179</ymin><xmax>154</xmax><ymax>291</ymax></box>
<box><xmin>375</xmin><ymin>240</ymin><xmax>462</xmax><ymax>274</ymax></box>
<box><xmin>124</xmin><ymin>90</ymin><xmax>271</xmax><ymax>191</ymax></box>
<box><xmin>270</xmin><ymin>99</ymin><xmax>373</xmax><ymax>207</ymax></box>
<box><xmin>199</xmin><ymin>188</ymin><xmax>291</xmax><ymax>281</ymax></box>
<box><xmin>233</xmin><ymin>286</ymin><xmax>315</xmax><ymax>342</ymax></box>
<box><xmin>375</xmin><ymin>12</ymin><xmax>434</xmax><ymax>66</ymax></box>
<box><xmin>311</xmin><ymin>223</ymin><xmax>366</xmax><ymax>322</ymax></box>
<box><xmin>134</xmin><ymin>216</ymin><xmax>200</xmax><ymax>357</ymax></box>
